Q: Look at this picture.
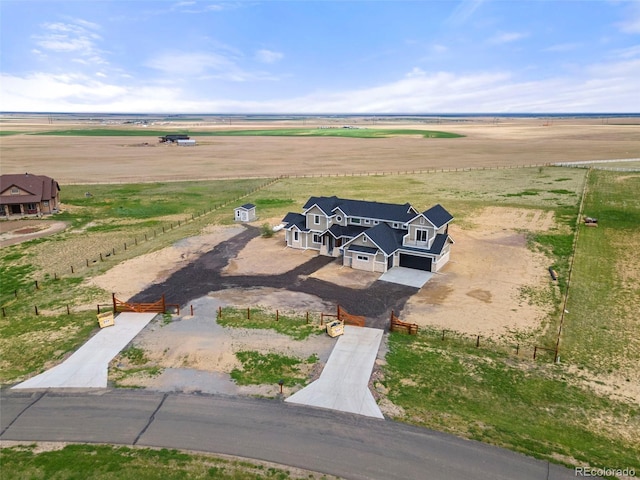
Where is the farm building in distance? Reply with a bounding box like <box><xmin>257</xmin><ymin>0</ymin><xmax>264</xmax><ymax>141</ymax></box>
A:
<box><xmin>0</xmin><ymin>173</ymin><xmax>60</xmax><ymax>218</ymax></box>
<box><xmin>282</xmin><ymin>196</ymin><xmax>454</xmax><ymax>273</ymax></box>
<box><xmin>234</xmin><ymin>203</ymin><xmax>257</xmax><ymax>222</ymax></box>
<box><xmin>159</xmin><ymin>134</ymin><xmax>190</xmax><ymax>143</ymax></box>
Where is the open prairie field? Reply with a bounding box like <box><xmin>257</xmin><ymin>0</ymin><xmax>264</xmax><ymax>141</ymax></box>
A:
<box><xmin>1</xmin><ymin>115</ymin><xmax>639</xmax><ymax>183</ymax></box>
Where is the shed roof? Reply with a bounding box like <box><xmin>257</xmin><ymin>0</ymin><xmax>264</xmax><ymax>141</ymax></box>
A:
<box><xmin>237</xmin><ymin>203</ymin><xmax>256</xmax><ymax>210</ymax></box>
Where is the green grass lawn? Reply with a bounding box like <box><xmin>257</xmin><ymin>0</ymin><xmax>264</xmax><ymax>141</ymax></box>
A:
<box><xmin>0</xmin><ymin>444</ymin><xmax>336</xmax><ymax>480</ymax></box>
<box><xmin>31</xmin><ymin>127</ymin><xmax>463</xmax><ymax>138</ymax></box>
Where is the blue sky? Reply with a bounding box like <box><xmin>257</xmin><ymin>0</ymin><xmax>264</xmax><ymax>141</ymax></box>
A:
<box><xmin>1</xmin><ymin>0</ymin><xmax>639</xmax><ymax>113</ymax></box>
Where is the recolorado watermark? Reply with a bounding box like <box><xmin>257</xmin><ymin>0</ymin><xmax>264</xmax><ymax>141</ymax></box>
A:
<box><xmin>575</xmin><ymin>466</ymin><xmax>636</xmax><ymax>477</ymax></box>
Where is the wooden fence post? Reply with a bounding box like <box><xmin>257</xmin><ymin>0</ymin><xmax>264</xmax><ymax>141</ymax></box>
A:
<box><xmin>70</xmin><ymin>265</ymin><xmax>74</xmax><ymax>273</ymax></box>
<box><xmin>442</xmin><ymin>330</ymin><xmax>446</xmax><ymax>341</ymax></box>
<box><xmin>218</xmin><ymin>306</ymin><xmax>222</xmax><ymax>318</ymax></box>
<box><xmin>34</xmin><ymin>280</ymin><xmax>39</xmax><ymax>290</ymax></box>
<box><xmin>34</xmin><ymin>305</ymin><xmax>39</xmax><ymax>315</ymax></box>
<box><xmin>516</xmin><ymin>344</ymin><xmax>519</xmax><ymax>355</ymax></box>
<box><xmin>67</xmin><ymin>305</ymin><xmax>70</xmax><ymax>315</ymax></box>
<box><xmin>86</xmin><ymin>259</ymin><xmax>89</xmax><ymax>267</ymax></box>
<box><xmin>2</xmin><ymin>307</ymin><xmax>5</xmax><ymax>317</ymax></box>
<box><xmin>247</xmin><ymin>307</ymin><xmax>250</xmax><ymax>320</ymax></box>
<box><xmin>276</xmin><ymin>310</ymin><xmax>279</xmax><ymax>322</ymax></box>
<box><xmin>533</xmin><ymin>346</ymin><xmax>538</xmax><ymax>360</ymax></box>
<box><xmin>190</xmin><ymin>305</ymin><xmax>194</xmax><ymax>316</ymax></box>
<box><xmin>476</xmin><ymin>335</ymin><xmax>480</xmax><ymax>347</ymax></box>
<box><xmin>306</xmin><ymin>312</ymin><xmax>309</xmax><ymax>324</ymax></box>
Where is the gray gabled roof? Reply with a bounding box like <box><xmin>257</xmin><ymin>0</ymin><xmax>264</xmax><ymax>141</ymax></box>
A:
<box><xmin>303</xmin><ymin>196</ymin><xmax>417</xmax><ymax>223</ymax></box>
<box><xmin>327</xmin><ymin>224</ymin><xmax>368</xmax><ymax>239</ymax></box>
<box><xmin>422</xmin><ymin>204</ymin><xmax>453</xmax><ymax>228</ymax></box>
<box><xmin>237</xmin><ymin>203</ymin><xmax>255</xmax><ymax>210</ymax></box>
<box><xmin>282</xmin><ymin>212</ymin><xmax>308</xmax><ymax>231</ymax></box>
<box><xmin>347</xmin><ymin>245</ymin><xmax>379</xmax><ymax>255</ymax></box>
<box><xmin>363</xmin><ymin>223</ymin><xmax>405</xmax><ymax>255</ymax></box>
<box><xmin>302</xmin><ymin>196</ymin><xmax>343</xmax><ymax>216</ymax></box>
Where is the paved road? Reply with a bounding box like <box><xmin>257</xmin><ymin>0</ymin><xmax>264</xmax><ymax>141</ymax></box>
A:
<box><xmin>1</xmin><ymin>389</ymin><xmax>577</xmax><ymax>480</ymax></box>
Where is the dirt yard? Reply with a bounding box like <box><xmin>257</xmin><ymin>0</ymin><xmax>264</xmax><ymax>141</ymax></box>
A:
<box><xmin>2</xmin><ymin>117</ymin><xmax>639</xmax><ymax>184</ymax></box>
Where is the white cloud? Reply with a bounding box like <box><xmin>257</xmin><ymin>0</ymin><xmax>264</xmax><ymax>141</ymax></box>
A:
<box><xmin>32</xmin><ymin>19</ymin><xmax>107</xmax><ymax>66</ymax></box>
<box><xmin>3</xmin><ymin>55</ymin><xmax>639</xmax><ymax>113</ymax></box>
<box><xmin>255</xmin><ymin>49</ymin><xmax>283</xmax><ymax>64</ymax></box>
<box><xmin>488</xmin><ymin>32</ymin><xmax>529</xmax><ymax>45</ymax></box>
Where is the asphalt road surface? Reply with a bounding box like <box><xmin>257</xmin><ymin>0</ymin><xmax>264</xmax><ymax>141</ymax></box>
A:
<box><xmin>1</xmin><ymin>389</ymin><xmax>579</xmax><ymax>480</ymax></box>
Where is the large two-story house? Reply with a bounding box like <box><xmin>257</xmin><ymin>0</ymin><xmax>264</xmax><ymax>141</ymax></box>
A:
<box><xmin>282</xmin><ymin>196</ymin><xmax>454</xmax><ymax>273</ymax></box>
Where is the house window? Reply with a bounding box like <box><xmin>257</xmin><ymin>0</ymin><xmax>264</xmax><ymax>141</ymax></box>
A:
<box><xmin>336</xmin><ymin>216</ymin><xmax>342</xmax><ymax>222</ymax></box>
<box><xmin>314</xmin><ymin>215</ymin><xmax>320</xmax><ymax>224</ymax></box>
<box><xmin>374</xmin><ymin>221</ymin><xmax>379</xmax><ymax>225</ymax></box>
<box><xmin>364</xmin><ymin>219</ymin><xmax>370</xmax><ymax>224</ymax></box>
<box><xmin>351</xmin><ymin>218</ymin><xmax>361</xmax><ymax>224</ymax></box>
<box><xmin>357</xmin><ymin>255</ymin><xmax>369</xmax><ymax>261</ymax></box>
<box><xmin>43</xmin><ymin>201</ymin><xmax>49</xmax><ymax>207</ymax></box>
<box><xmin>363</xmin><ymin>237</ymin><xmax>367</xmax><ymax>243</ymax></box>
<box><xmin>293</xmin><ymin>231</ymin><xmax>299</xmax><ymax>241</ymax></box>
<box><xmin>393</xmin><ymin>223</ymin><xmax>399</xmax><ymax>228</ymax></box>
<box><xmin>420</xmin><ymin>217</ymin><xmax>425</xmax><ymax>224</ymax></box>
<box><xmin>313</xmin><ymin>234</ymin><xmax>321</xmax><ymax>244</ymax></box>
<box><xmin>417</xmin><ymin>230</ymin><xmax>428</xmax><ymax>242</ymax></box>
<box><xmin>11</xmin><ymin>187</ymin><xmax>19</xmax><ymax>195</ymax></box>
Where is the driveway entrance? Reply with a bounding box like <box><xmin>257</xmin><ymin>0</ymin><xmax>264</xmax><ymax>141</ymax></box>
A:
<box><xmin>12</xmin><ymin>312</ymin><xmax>156</xmax><ymax>389</ymax></box>
<box><xmin>285</xmin><ymin>326</ymin><xmax>384</xmax><ymax>419</ymax></box>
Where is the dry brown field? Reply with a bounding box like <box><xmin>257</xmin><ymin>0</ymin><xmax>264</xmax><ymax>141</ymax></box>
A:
<box><xmin>1</xmin><ymin>116</ymin><xmax>639</xmax><ymax>183</ymax></box>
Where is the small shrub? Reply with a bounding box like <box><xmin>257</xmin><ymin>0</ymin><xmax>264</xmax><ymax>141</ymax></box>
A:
<box><xmin>261</xmin><ymin>223</ymin><xmax>274</xmax><ymax>238</ymax></box>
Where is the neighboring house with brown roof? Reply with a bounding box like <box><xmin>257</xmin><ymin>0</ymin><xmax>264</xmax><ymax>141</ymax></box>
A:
<box><xmin>282</xmin><ymin>196</ymin><xmax>454</xmax><ymax>273</ymax></box>
<box><xmin>0</xmin><ymin>173</ymin><xmax>61</xmax><ymax>218</ymax></box>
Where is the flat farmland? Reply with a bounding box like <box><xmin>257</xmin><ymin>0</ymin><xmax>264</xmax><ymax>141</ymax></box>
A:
<box><xmin>1</xmin><ymin>117</ymin><xmax>639</xmax><ymax>183</ymax></box>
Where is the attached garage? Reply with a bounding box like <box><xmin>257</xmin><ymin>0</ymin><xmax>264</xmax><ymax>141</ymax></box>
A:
<box><xmin>399</xmin><ymin>254</ymin><xmax>432</xmax><ymax>271</ymax></box>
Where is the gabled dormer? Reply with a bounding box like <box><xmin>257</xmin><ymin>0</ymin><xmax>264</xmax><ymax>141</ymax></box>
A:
<box><xmin>403</xmin><ymin>204</ymin><xmax>453</xmax><ymax>249</ymax></box>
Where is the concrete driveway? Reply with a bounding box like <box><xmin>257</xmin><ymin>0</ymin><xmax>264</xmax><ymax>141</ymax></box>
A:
<box><xmin>286</xmin><ymin>326</ymin><xmax>384</xmax><ymax>418</ymax></box>
<box><xmin>12</xmin><ymin>312</ymin><xmax>156</xmax><ymax>389</ymax></box>
<box><xmin>379</xmin><ymin>266</ymin><xmax>434</xmax><ymax>288</ymax></box>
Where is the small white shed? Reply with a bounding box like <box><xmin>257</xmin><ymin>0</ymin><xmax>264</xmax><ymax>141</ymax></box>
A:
<box><xmin>177</xmin><ymin>139</ymin><xmax>196</xmax><ymax>146</ymax></box>
<box><xmin>234</xmin><ymin>203</ymin><xmax>257</xmax><ymax>222</ymax></box>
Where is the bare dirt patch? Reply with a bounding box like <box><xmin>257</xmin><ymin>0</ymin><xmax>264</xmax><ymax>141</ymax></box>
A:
<box><xmin>0</xmin><ymin>220</ymin><xmax>69</xmax><ymax>247</ymax></box>
<box><xmin>91</xmin><ymin>225</ymin><xmax>244</xmax><ymax>299</ymax></box>
<box><xmin>222</xmin><ymin>232</ymin><xmax>316</xmax><ymax>276</ymax></box>
<box><xmin>400</xmin><ymin>207</ymin><xmax>555</xmax><ymax>339</ymax></box>
<box><xmin>114</xmin><ymin>295</ymin><xmax>335</xmax><ymax>397</ymax></box>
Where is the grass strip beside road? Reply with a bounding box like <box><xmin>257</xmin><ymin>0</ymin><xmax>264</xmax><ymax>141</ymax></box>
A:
<box><xmin>230</xmin><ymin>350</ymin><xmax>317</xmax><ymax>387</ymax></box>
<box><xmin>383</xmin><ymin>331</ymin><xmax>640</xmax><ymax>473</ymax></box>
<box><xmin>0</xmin><ymin>444</ymin><xmax>337</xmax><ymax>480</ymax></box>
